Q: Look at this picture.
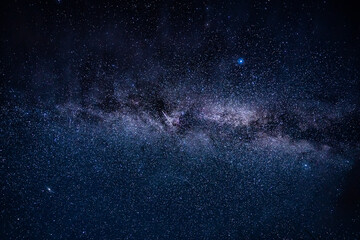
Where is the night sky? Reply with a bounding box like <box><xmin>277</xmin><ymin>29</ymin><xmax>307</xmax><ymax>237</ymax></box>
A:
<box><xmin>1</xmin><ymin>0</ymin><xmax>360</xmax><ymax>239</ymax></box>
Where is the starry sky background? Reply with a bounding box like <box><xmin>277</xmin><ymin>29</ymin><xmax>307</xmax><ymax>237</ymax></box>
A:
<box><xmin>1</xmin><ymin>0</ymin><xmax>360</xmax><ymax>239</ymax></box>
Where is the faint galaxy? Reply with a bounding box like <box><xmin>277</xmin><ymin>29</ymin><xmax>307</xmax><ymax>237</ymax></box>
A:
<box><xmin>1</xmin><ymin>0</ymin><xmax>360</xmax><ymax>239</ymax></box>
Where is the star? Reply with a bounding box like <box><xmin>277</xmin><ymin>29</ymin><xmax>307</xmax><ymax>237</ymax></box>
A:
<box><xmin>237</xmin><ymin>58</ymin><xmax>244</xmax><ymax>65</ymax></box>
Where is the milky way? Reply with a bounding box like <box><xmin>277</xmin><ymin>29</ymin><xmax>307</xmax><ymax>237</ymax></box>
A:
<box><xmin>1</xmin><ymin>0</ymin><xmax>360</xmax><ymax>239</ymax></box>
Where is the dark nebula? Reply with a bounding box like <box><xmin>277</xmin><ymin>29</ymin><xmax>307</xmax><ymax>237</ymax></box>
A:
<box><xmin>1</xmin><ymin>0</ymin><xmax>359</xmax><ymax>239</ymax></box>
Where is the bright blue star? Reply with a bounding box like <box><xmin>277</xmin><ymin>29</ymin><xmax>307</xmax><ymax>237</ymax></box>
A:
<box><xmin>237</xmin><ymin>58</ymin><xmax>244</xmax><ymax>65</ymax></box>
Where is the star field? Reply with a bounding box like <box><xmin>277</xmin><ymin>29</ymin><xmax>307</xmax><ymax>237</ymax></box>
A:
<box><xmin>1</xmin><ymin>0</ymin><xmax>360</xmax><ymax>239</ymax></box>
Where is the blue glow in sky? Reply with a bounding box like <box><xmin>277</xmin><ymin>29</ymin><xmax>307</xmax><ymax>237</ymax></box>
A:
<box><xmin>237</xmin><ymin>58</ymin><xmax>244</xmax><ymax>65</ymax></box>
